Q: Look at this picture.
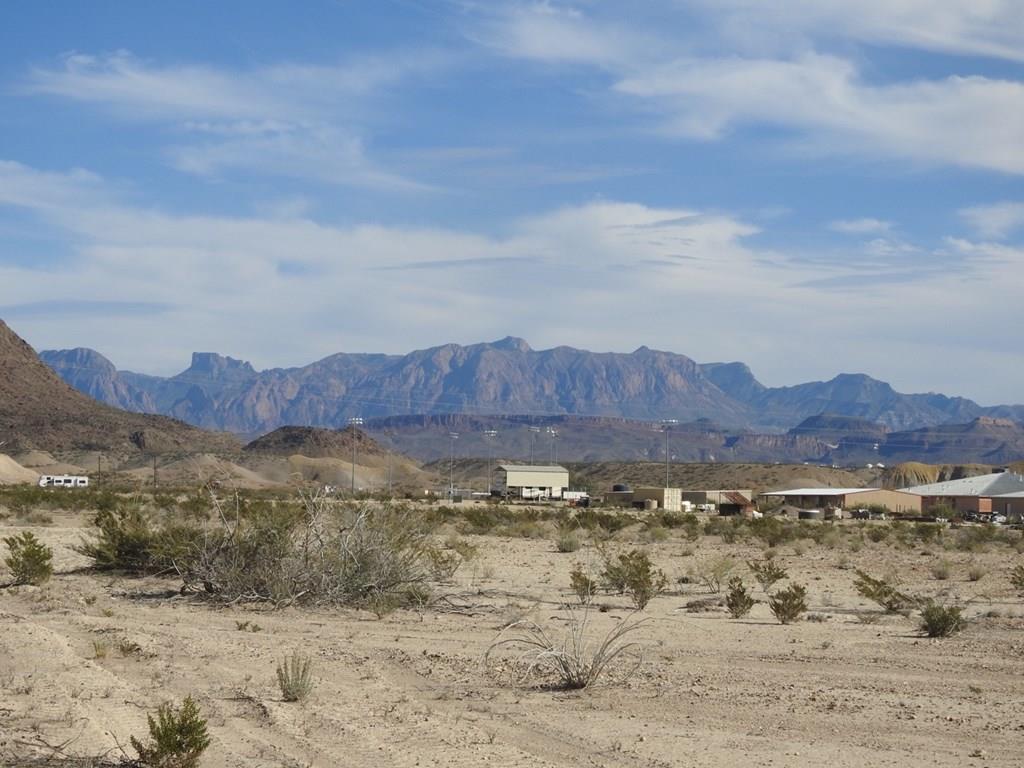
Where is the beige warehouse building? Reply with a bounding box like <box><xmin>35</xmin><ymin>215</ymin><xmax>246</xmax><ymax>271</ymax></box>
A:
<box><xmin>497</xmin><ymin>464</ymin><xmax>570</xmax><ymax>500</ymax></box>
<box><xmin>759</xmin><ymin>487</ymin><xmax>922</xmax><ymax>514</ymax></box>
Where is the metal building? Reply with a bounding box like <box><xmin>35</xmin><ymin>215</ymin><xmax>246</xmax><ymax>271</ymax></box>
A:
<box><xmin>497</xmin><ymin>464</ymin><xmax>570</xmax><ymax>500</ymax></box>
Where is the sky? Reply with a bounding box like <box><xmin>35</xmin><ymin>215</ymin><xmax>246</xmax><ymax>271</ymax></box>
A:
<box><xmin>1</xmin><ymin>1</ymin><xmax>1023</xmax><ymax>405</ymax></box>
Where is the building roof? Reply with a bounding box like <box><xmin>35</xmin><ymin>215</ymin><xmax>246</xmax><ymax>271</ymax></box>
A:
<box><xmin>498</xmin><ymin>464</ymin><xmax>568</xmax><ymax>473</ymax></box>
<box><xmin>722</xmin><ymin>491</ymin><xmax>753</xmax><ymax>506</ymax></box>
<box><xmin>995</xmin><ymin>491</ymin><xmax>1024</xmax><ymax>498</ymax></box>
<box><xmin>901</xmin><ymin>472</ymin><xmax>1024</xmax><ymax>497</ymax></box>
<box><xmin>761</xmin><ymin>487</ymin><xmax>880</xmax><ymax>497</ymax></box>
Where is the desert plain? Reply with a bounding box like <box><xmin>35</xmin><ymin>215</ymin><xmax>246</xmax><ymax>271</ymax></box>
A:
<box><xmin>2</xmin><ymin>500</ymin><xmax>1023</xmax><ymax>768</ymax></box>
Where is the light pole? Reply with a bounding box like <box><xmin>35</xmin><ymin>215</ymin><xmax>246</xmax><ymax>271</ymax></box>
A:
<box><xmin>349</xmin><ymin>416</ymin><xmax>364</xmax><ymax>495</ymax></box>
<box><xmin>528</xmin><ymin>426</ymin><xmax>540</xmax><ymax>463</ymax></box>
<box><xmin>546</xmin><ymin>427</ymin><xmax>559</xmax><ymax>464</ymax></box>
<box><xmin>448</xmin><ymin>431</ymin><xmax>459</xmax><ymax>500</ymax></box>
<box><xmin>483</xmin><ymin>429</ymin><xmax>498</xmax><ymax>495</ymax></box>
<box><xmin>661</xmin><ymin>419</ymin><xmax>678</xmax><ymax>487</ymax></box>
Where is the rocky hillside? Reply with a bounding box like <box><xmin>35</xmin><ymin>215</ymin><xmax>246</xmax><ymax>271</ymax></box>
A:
<box><xmin>244</xmin><ymin>425</ymin><xmax>390</xmax><ymax>459</ymax></box>
<box><xmin>41</xmin><ymin>337</ymin><xmax>1024</xmax><ymax>439</ymax></box>
<box><xmin>0</xmin><ymin>320</ymin><xmax>239</xmax><ymax>455</ymax></box>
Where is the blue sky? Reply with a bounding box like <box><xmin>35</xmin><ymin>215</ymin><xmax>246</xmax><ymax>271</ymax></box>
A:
<box><xmin>1</xmin><ymin>1</ymin><xmax>1022</xmax><ymax>404</ymax></box>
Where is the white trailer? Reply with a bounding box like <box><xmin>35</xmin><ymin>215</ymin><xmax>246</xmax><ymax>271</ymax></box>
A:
<box><xmin>38</xmin><ymin>475</ymin><xmax>90</xmax><ymax>489</ymax></box>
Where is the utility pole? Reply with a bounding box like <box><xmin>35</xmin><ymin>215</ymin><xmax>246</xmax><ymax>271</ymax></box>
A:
<box><xmin>661</xmin><ymin>419</ymin><xmax>678</xmax><ymax>487</ymax></box>
<box><xmin>448</xmin><ymin>431</ymin><xmax>459</xmax><ymax>500</ymax></box>
<box><xmin>483</xmin><ymin>429</ymin><xmax>498</xmax><ymax>494</ymax></box>
<box><xmin>528</xmin><ymin>426</ymin><xmax>540</xmax><ymax>463</ymax></box>
<box><xmin>152</xmin><ymin>456</ymin><xmax>158</xmax><ymax>488</ymax></box>
<box><xmin>97</xmin><ymin>454</ymin><xmax>102</xmax><ymax>487</ymax></box>
<box><xmin>547</xmin><ymin>427</ymin><xmax>559</xmax><ymax>464</ymax></box>
<box><xmin>387</xmin><ymin>449</ymin><xmax>393</xmax><ymax>497</ymax></box>
<box><xmin>349</xmin><ymin>416</ymin><xmax>364</xmax><ymax>495</ymax></box>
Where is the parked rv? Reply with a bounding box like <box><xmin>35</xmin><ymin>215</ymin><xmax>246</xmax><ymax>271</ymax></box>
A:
<box><xmin>38</xmin><ymin>475</ymin><xmax>89</xmax><ymax>489</ymax></box>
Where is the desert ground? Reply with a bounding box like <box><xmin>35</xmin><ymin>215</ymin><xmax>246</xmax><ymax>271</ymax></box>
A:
<box><xmin>2</xmin><ymin>501</ymin><xmax>1023</xmax><ymax>768</ymax></box>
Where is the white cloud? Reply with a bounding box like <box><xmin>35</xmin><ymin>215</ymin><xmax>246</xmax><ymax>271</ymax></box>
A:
<box><xmin>959</xmin><ymin>201</ymin><xmax>1024</xmax><ymax>240</ymax></box>
<box><xmin>472</xmin><ymin>5</ymin><xmax>1024</xmax><ymax>175</ymax></box>
<box><xmin>24</xmin><ymin>51</ymin><xmax>445</xmax><ymax>189</ymax></box>
<box><xmin>688</xmin><ymin>0</ymin><xmax>1024</xmax><ymax>62</ymax></box>
<box><xmin>829</xmin><ymin>218</ymin><xmax>892</xmax><ymax>235</ymax></box>
<box><xmin>614</xmin><ymin>53</ymin><xmax>1024</xmax><ymax>174</ymax></box>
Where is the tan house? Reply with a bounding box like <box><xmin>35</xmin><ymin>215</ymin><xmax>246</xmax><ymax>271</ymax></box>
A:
<box><xmin>759</xmin><ymin>487</ymin><xmax>922</xmax><ymax>514</ymax></box>
<box><xmin>903</xmin><ymin>471</ymin><xmax>1024</xmax><ymax>516</ymax></box>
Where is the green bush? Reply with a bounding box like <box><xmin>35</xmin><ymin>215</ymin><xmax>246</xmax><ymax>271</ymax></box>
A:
<box><xmin>692</xmin><ymin>555</ymin><xmax>736</xmax><ymax>594</ymax></box>
<box><xmin>930</xmin><ymin>558</ymin><xmax>953</xmax><ymax>581</ymax></box>
<box><xmin>569</xmin><ymin>563</ymin><xmax>598</xmax><ymax>604</ymax></box>
<box><xmin>724</xmin><ymin>577</ymin><xmax>755</xmax><ymax>618</ymax></box>
<box><xmin>1010</xmin><ymin>563</ymin><xmax>1024</xmax><ymax>594</ymax></box>
<box><xmin>130</xmin><ymin>696</ymin><xmax>210</xmax><ymax>768</ymax></box>
<box><xmin>73</xmin><ymin>507</ymin><xmax>199</xmax><ymax>574</ymax></box>
<box><xmin>918</xmin><ymin>601</ymin><xmax>966</xmax><ymax>638</ymax></box>
<box><xmin>747</xmin><ymin>559</ymin><xmax>787</xmax><ymax>592</ymax></box>
<box><xmin>853</xmin><ymin>569</ymin><xmax>913</xmax><ymax>613</ymax></box>
<box><xmin>768</xmin><ymin>583</ymin><xmax>808</xmax><ymax>624</ymax></box>
<box><xmin>3</xmin><ymin>531</ymin><xmax>53</xmax><ymax>585</ymax></box>
<box><xmin>276</xmin><ymin>652</ymin><xmax>315</xmax><ymax>702</ymax></box>
<box><xmin>599</xmin><ymin>549</ymin><xmax>667</xmax><ymax>609</ymax></box>
<box><xmin>555</xmin><ymin>531</ymin><xmax>581</xmax><ymax>553</ymax></box>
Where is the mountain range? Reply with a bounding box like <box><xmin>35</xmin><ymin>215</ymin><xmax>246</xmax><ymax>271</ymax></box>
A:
<box><xmin>0</xmin><ymin>320</ymin><xmax>238</xmax><ymax>455</ymax></box>
<box><xmin>40</xmin><ymin>337</ymin><xmax>1024</xmax><ymax>438</ymax></box>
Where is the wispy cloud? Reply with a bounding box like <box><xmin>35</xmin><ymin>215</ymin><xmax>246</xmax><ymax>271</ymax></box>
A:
<box><xmin>959</xmin><ymin>201</ymin><xmax>1024</xmax><ymax>240</ymax></box>
<box><xmin>829</xmin><ymin>218</ymin><xmax>893</xmax><ymax>234</ymax></box>
<box><xmin>24</xmin><ymin>51</ymin><xmax>447</xmax><ymax>189</ymax></box>
<box><xmin>470</xmin><ymin>5</ymin><xmax>1024</xmax><ymax>175</ymax></box>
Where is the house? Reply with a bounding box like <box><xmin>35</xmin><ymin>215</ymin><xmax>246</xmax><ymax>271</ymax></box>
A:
<box><xmin>902</xmin><ymin>471</ymin><xmax>1024</xmax><ymax>516</ymax></box>
<box><xmin>680</xmin><ymin>489</ymin><xmax>754</xmax><ymax>510</ymax></box>
<box><xmin>496</xmin><ymin>464</ymin><xmax>569</xmax><ymax>500</ymax></box>
<box><xmin>717</xmin><ymin>491</ymin><xmax>756</xmax><ymax>517</ymax></box>
<box><xmin>759</xmin><ymin>487</ymin><xmax>921</xmax><ymax>514</ymax></box>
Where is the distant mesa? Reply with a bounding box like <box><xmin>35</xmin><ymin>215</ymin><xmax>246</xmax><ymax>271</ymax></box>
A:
<box><xmin>244</xmin><ymin>425</ymin><xmax>389</xmax><ymax>459</ymax></box>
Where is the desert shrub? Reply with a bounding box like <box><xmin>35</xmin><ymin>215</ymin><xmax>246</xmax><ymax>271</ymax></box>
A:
<box><xmin>747</xmin><ymin>559</ymin><xmax>787</xmax><ymax>592</ymax></box>
<box><xmin>485</xmin><ymin>606</ymin><xmax>644</xmax><ymax>689</ymax></box>
<box><xmin>425</xmin><ymin>546</ymin><xmax>463</xmax><ymax>582</ymax></box>
<box><xmin>724</xmin><ymin>577</ymin><xmax>755</xmax><ymax>618</ymax></box>
<box><xmin>967</xmin><ymin>563</ymin><xmax>986</xmax><ymax>582</ymax></box>
<box><xmin>276</xmin><ymin>652</ymin><xmax>314</xmax><ymax>702</ymax></box>
<box><xmin>866</xmin><ymin>526</ymin><xmax>890</xmax><ymax>543</ymax></box>
<box><xmin>569</xmin><ymin>563</ymin><xmax>598</xmax><ymax>604</ymax></box>
<box><xmin>918</xmin><ymin>601</ymin><xmax>966</xmax><ymax>638</ymax></box>
<box><xmin>693</xmin><ymin>555</ymin><xmax>736</xmax><ymax>594</ymax></box>
<box><xmin>74</xmin><ymin>507</ymin><xmax>203</xmax><ymax>575</ymax></box>
<box><xmin>645</xmin><ymin>525</ymin><xmax>669</xmax><ymax>543</ymax></box>
<box><xmin>572</xmin><ymin>509</ymin><xmax>636</xmax><ymax>534</ymax></box>
<box><xmin>1010</xmin><ymin>564</ymin><xmax>1024</xmax><ymax>594</ymax></box>
<box><xmin>130</xmin><ymin>695</ymin><xmax>210</xmax><ymax>768</ymax></box>
<box><xmin>179</xmin><ymin>494</ymin><xmax>440</xmax><ymax>609</ymax></box>
<box><xmin>769</xmin><ymin>583</ymin><xmax>808</xmax><ymax>624</ymax></box>
<box><xmin>3</xmin><ymin>531</ymin><xmax>53</xmax><ymax>586</ymax></box>
<box><xmin>599</xmin><ymin>549</ymin><xmax>666</xmax><ymax>609</ymax></box>
<box><xmin>747</xmin><ymin>517</ymin><xmax>794</xmax><ymax>547</ymax></box>
<box><xmin>555</xmin><ymin>531</ymin><xmax>581</xmax><ymax>553</ymax></box>
<box><xmin>853</xmin><ymin>569</ymin><xmax>914</xmax><ymax>613</ymax></box>
<box><xmin>931</xmin><ymin>558</ymin><xmax>953</xmax><ymax>581</ymax></box>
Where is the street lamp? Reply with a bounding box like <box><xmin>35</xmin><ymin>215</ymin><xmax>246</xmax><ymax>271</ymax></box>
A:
<box><xmin>528</xmin><ymin>426</ymin><xmax>540</xmax><ymax>463</ymax></box>
<box><xmin>661</xmin><ymin>419</ymin><xmax>678</xmax><ymax>487</ymax></box>
<box><xmin>448</xmin><ymin>431</ymin><xmax>459</xmax><ymax>500</ymax></box>
<box><xmin>546</xmin><ymin>427</ymin><xmax>559</xmax><ymax>464</ymax></box>
<box><xmin>349</xmin><ymin>416</ymin><xmax>364</xmax><ymax>494</ymax></box>
<box><xmin>483</xmin><ymin>429</ymin><xmax>498</xmax><ymax>495</ymax></box>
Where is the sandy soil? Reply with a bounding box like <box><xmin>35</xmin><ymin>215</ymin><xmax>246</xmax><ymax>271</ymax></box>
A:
<box><xmin>2</xmin><ymin>511</ymin><xmax>1023</xmax><ymax>767</ymax></box>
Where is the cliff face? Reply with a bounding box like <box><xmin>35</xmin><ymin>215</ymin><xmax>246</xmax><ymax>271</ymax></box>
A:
<box><xmin>37</xmin><ymin>335</ymin><xmax>1024</xmax><ymax>464</ymax></box>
